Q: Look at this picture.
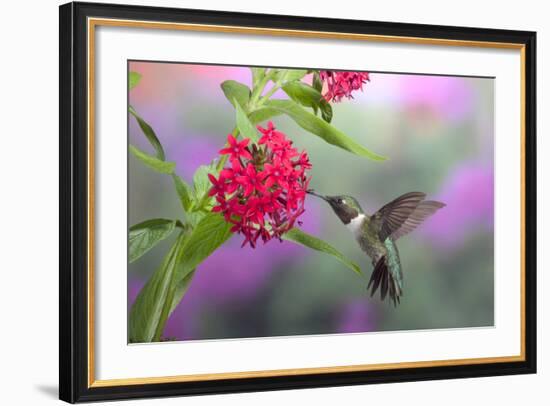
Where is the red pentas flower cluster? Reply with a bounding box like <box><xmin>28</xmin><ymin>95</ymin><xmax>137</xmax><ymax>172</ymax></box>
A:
<box><xmin>319</xmin><ymin>70</ymin><xmax>370</xmax><ymax>103</ymax></box>
<box><xmin>208</xmin><ymin>122</ymin><xmax>311</xmax><ymax>248</ymax></box>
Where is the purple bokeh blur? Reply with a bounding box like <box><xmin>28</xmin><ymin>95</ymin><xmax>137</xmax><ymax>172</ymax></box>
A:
<box><xmin>422</xmin><ymin>162</ymin><xmax>494</xmax><ymax>249</ymax></box>
<box><xmin>336</xmin><ymin>299</ymin><xmax>377</xmax><ymax>333</ymax></box>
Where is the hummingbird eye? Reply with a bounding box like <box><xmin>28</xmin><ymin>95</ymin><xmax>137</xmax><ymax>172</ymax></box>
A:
<box><xmin>338</xmin><ymin>198</ymin><xmax>345</xmax><ymax>204</ymax></box>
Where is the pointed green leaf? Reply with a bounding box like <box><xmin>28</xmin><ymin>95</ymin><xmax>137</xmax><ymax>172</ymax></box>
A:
<box><xmin>130</xmin><ymin>145</ymin><xmax>175</xmax><ymax>174</ymax></box>
<box><xmin>282</xmin><ymin>81</ymin><xmax>333</xmax><ymax>123</ymax></box>
<box><xmin>129</xmin><ymin>106</ymin><xmax>165</xmax><ymax>160</ymax></box>
<box><xmin>172</xmin><ymin>174</ymin><xmax>193</xmax><ymax>212</ymax></box>
<box><xmin>129</xmin><ymin>71</ymin><xmax>142</xmax><ymax>90</ymax></box>
<box><xmin>129</xmin><ymin>232</ymin><xmax>188</xmax><ymax>343</ymax></box>
<box><xmin>169</xmin><ymin>269</ymin><xmax>196</xmax><ymax>314</ymax></box>
<box><xmin>282</xmin><ymin>228</ymin><xmax>361</xmax><ymax>275</ymax></box>
<box><xmin>248</xmin><ymin>107</ymin><xmax>284</xmax><ymax>124</ymax></box>
<box><xmin>175</xmin><ymin>213</ymin><xmax>233</xmax><ymax>281</ymax></box>
<box><xmin>262</xmin><ymin>99</ymin><xmax>386</xmax><ymax>161</ymax></box>
<box><xmin>282</xmin><ymin>81</ymin><xmax>323</xmax><ymax>108</ymax></box>
<box><xmin>129</xmin><ymin>219</ymin><xmax>176</xmax><ymax>263</ymax></box>
<box><xmin>235</xmin><ymin>99</ymin><xmax>259</xmax><ymax>142</ymax></box>
<box><xmin>221</xmin><ymin>80</ymin><xmax>251</xmax><ymax>109</ymax></box>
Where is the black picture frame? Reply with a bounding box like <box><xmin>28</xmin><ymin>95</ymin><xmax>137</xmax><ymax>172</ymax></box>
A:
<box><xmin>59</xmin><ymin>1</ymin><xmax>537</xmax><ymax>403</ymax></box>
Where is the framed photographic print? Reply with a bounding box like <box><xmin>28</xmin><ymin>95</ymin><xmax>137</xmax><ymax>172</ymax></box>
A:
<box><xmin>59</xmin><ymin>1</ymin><xmax>537</xmax><ymax>403</ymax></box>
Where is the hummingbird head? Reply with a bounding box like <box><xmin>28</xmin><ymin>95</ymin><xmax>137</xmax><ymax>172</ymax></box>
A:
<box><xmin>307</xmin><ymin>190</ymin><xmax>363</xmax><ymax>225</ymax></box>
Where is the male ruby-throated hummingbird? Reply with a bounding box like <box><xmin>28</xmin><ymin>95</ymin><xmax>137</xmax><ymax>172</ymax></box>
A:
<box><xmin>307</xmin><ymin>190</ymin><xmax>445</xmax><ymax>306</ymax></box>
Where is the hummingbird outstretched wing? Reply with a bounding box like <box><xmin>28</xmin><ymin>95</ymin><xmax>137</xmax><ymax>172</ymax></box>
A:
<box><xmin>372</xmin><ymin>192</ymin><xmax>426</xmax><ymax>241</ymax></box>
<box><xmin>390</xmin><ymin>200</ymin><xmax>446</xmax><ymax>241</ymax></box>
<box><xmin>372</xmin><ymin>192</ymin><xmax>445</xmax><ymax>241</ymax></box>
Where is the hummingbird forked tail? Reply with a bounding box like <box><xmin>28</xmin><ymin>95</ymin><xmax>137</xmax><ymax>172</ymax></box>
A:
<box><xmin>368</xmin><ymin>256</ymin><xmax>402</xmax><ymax>306</ymax></box>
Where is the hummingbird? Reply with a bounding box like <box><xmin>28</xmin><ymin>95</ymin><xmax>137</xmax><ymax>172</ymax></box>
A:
<box><xmin>307</xmin><ymin>190</ymin><xmax>445</xmax><ymax>306</ymax></box>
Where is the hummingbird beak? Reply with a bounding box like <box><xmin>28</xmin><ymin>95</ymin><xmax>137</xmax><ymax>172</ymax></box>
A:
<box><xmin>306</xmin><ymin>189</ymin><xmax>328</xmax><ymax>201</ymax></box>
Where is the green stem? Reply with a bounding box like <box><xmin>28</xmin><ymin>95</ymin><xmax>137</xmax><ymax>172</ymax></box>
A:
<box><xmin>175</xmin><ymin>220</ymin><xmax>189</xmax><ymax>231</ymax></box>
<box><xmin>258</xmin><ymin>83</ymin><xmax>281</xmax><ymax>105</ymax></box>
<box><xmin>249</xmin><ymin>70</ymin><xmax>275</xmax><ymax>110</ymax></box>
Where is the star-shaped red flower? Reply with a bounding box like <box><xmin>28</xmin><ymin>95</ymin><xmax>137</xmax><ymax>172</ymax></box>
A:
<box><xmin>236</xmin><ymin>163</ymin><xmax>267</xmax><ymax>197</ymax></box>
<box><xmin>219</xmin><ymin>134</ymin><xmax>252</xmax><ymax>162</ymax></box>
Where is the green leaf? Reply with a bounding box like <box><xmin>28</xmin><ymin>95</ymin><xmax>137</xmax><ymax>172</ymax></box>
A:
<box><xmin>221</xmin><ymin>80</ymin><xmax>251</xmax><ymax>109</ymax></box>
<box><xmin>129</xmin><ymin>106</ymin><xmax>166</xmax><ymax>160</ymax></box>
<box><xmin>130</xmin><ymin>145</ymin><xmax>175</xmax><ymax>174</ymax></box>
<box><xmin>248</xmin><ymin>107</ymin><xmax>284</xmax><ymax>124</ymax></box>
<box><xmin>251</xmin><ymin>67</ymin><xmax>266</xmax><ymax>88</ymax></box>
<box><xmin>262</xmin><ymin>99</ymin><xmax>386</xmax><ymax>161</ymax></box>
<box><xmin>273</xmin><ymin>69</ymin><xmax>308</xmax><ymax>84</ymax></box>
<box><xmin>172</xmin><ymin>174</ymin><xmax>193</xmax><ymax>212</ymax></box>
<box><xmin>166</xmin><ymin>214</ymin><xmax>233</xmax><ymax>332</ymax></box>
<box><xmin>169</xmin><ymin>269</ymin><xmax>196</xmax><ymax>314</ymax></box>
<box><xmin>312</xmin><ymin>71</ymin><xmax>323</xmax><ymax>93</ymax></box>
<box><xmin>129</xmin><ymin>71</ymin><xmax>142</xmax><ymax>90</ymax></box>
<box><xmin>129</xmin><ymin>219</ymin><xmax>176</xmax><ymax>263</ymax></box>
<box><xmin>282</xmin><ymin>82</ymin><xmax>323</xmax><ymax>108</ymax></box>
<box><xmin>192</xmin><ymin>161</ymin><xmax>218</xmax><ymax>209</ymax></box>
<box><xmin>320</xmin><ymin>102</ymin><xmax>333</xmax><ymax>123</ymax></box>
<box><xmin>282</xmin><ymin>81</ymin><xmax>332</xmax><ymax>123</ymax></box>
<box><xmin>235</xmin><ymin>100</ymin><xmax>259</xmax><ymax>142</ymax></box>
<box><xmin>283</xmin><ymin>228</ymin><xmax>362</xmax><ymax>275</ymax></box>
<box><xmin>129</xmin><ymin>231</ymin><xmax>189</xmax><ymax>343</ymax></box>
<box><xmin>175</xmin><ymin>213</ymin><xmax>233</xmax><ymax>281</ymax></box>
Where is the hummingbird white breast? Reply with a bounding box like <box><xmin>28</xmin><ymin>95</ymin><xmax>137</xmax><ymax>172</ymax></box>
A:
<box><xmin>346</xmin><ymin>213</ymin><xmax>366</xmax><ymax>238</ymax></box>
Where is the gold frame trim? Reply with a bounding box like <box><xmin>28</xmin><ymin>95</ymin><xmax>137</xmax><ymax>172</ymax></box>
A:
<box><xmin>87</xmin><ymin>17</ymin><xmax>527</xmax><ymax>388</ymax></box>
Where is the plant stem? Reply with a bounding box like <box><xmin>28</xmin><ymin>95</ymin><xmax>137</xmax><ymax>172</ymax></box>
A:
<box><xmin>175</xmin><ymin>220</ymin><xmax>189</xmax><ymax>231</ymax></box>
<box><xmin>249</xmin><ymin>70</ymin><xmax>275</xmax><ymax>110</ymax></box>
<box><xmin>258</xmin><ymin>83</ymin><xmax>281</xmax><ymax>104</ymax></box>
